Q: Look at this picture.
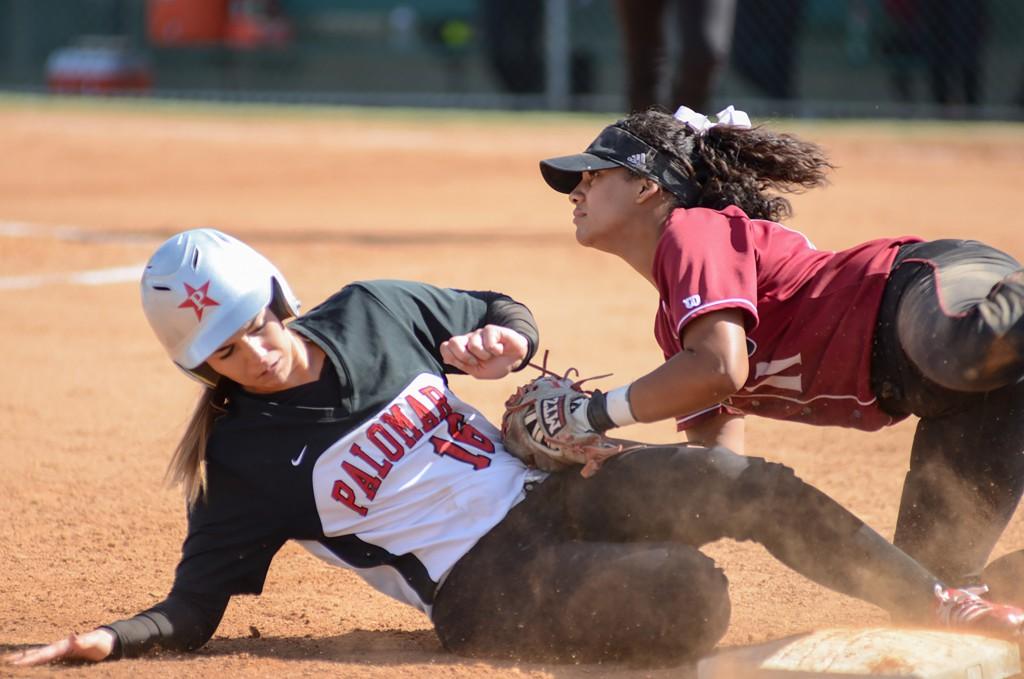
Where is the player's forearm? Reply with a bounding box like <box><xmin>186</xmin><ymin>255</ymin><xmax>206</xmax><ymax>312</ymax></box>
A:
<box><xmin>628</xmin><ymin>349</ymin><xmax>745</xmax><ymax>423</ymax></box>
<box><xmin>102</xmin><ymin>591</ymin><xmax>230</xmax><ymax>659</ymax></box>
<box><xmin>475</xmin><ymin>292</ymin><xmax>539</xmax><ymax>369</ymax></box>
<box><xmin>581</xmin><ymin>349</ymin><xmax>744</xmax><ymax>435</ymax></box>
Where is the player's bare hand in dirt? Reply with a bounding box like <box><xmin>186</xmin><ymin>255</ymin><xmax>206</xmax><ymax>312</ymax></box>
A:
<box><xmin>3</xmin><ymin>628</ymin><xmax>115</xmax><ymax>666</ymax></box>
<box><xmin>440</xmin><ymin>325</ymin><xmax>528</xmax><ymax>379</ymax></box>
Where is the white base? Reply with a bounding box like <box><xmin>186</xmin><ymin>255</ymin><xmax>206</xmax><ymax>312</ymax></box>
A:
<box><xmin>696</xmin><ymin>627</ymin><xmax>1021</xmax><ymax>678</ymax></box>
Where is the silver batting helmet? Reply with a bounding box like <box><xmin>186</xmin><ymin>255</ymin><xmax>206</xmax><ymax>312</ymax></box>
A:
<box><xmin>140</xmin><ymin>228</ymin><xmax>300</xmax><ymax>386</ymax></box>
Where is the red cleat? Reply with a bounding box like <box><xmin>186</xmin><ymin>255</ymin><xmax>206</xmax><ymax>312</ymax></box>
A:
<box><xmin>934</xmin><ymin>585</ymin><xmax>1024</xmax><ymax>639</ymax></box>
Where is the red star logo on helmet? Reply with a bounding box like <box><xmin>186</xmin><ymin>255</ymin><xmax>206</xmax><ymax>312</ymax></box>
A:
<box><xmin>178</xmin><ymin>281</ymin><xmax>220</xmax><ymax>321</ymax></box>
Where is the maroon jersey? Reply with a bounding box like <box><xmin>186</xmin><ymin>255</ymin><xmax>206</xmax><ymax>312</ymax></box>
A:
<box><xmin>653</xmin><ymin>206</ymin><xmax>922</xmax><ymax>431</ymax></box>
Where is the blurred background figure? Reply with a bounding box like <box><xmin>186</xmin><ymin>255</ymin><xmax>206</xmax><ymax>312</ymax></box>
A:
<box><xmin>922</xmin><ymin>0</ymin><xmax>987</xmax><ymax>106</ymax></box>
<box><xmin>881</xmin><ymin>0</ymin><xmax>988</xmax><ymax>106</ymax></box>
<box><xmin>731</xmin><ymin>0</ymin><xmax>805</xmax><ymax>101</ymax></box>
<box><xmin>477</xmin><ymin>0</ymin><xmax>594</xmax><ymax>100</ymax></box>
<box><xmin>880</xmin><ymin>0</ymin><xmax>922</xmax><ymax>102</ymax></box>
<box><xmin>614</xmin><ymin>0</ymin><xmax>737</xmax><ymax>112</ymax></box>
<box><xmin>479</xmin><ymin>0</ymin><xmax>544</xmax><ymax>94</ymax></box>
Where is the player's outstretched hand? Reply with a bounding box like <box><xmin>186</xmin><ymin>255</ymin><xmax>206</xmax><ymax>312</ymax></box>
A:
<box><xmin>2</xmin><ymin>628</ymin><xmax>115</xmax><ymax>666</ymax></box>
<box><xmin>440</xmin><ymin>325</ymin><xmax>528</xmax><ymax>380</ymax></box>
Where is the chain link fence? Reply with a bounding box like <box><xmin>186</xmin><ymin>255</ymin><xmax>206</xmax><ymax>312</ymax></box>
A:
<box><xmin>0</xmin><ymin>0</ymin><xmax>1021</xmax><ymax>118</ymax></box>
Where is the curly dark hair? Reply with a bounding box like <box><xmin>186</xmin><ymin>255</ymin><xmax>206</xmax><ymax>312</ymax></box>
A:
<box><xmin>617</xmin><ymin>110</ymin><xmax>833</xmax><ymax>222</ymax></box>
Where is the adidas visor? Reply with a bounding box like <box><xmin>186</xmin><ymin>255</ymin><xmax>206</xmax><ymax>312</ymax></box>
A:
<box><xmin>539</xmin><ymin>125</ymin><xmax>698</xmax><ymax>203</ymax></box>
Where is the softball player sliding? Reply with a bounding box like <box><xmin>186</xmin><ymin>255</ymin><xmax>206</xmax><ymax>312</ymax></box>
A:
<box><xmin>5</xmin><ymin>229</ymin><xmax>1022</xmax><ymax>669</ymax></box>
<box><xmin>540</xmin><ymin>105</ymin><xmax>1024</xmax><ymax>593</ymax></box>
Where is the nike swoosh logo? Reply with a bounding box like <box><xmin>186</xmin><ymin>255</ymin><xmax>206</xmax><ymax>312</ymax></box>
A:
<box><xmin>291</xmin><ymin>445</ymin><xmax>308</xmax><ymax>467</ymax></box>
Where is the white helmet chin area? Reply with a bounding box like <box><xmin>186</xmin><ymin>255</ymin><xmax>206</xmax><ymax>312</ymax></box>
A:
<box><xmin>140</xmin><ymin>228</ymin><xmax>300</xmax><ymax>385</ymax></box>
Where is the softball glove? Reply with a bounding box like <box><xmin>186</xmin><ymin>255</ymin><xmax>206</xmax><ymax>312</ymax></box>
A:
<box><xmin>501</xmin><ymin>363</ymin><xmax>633</xmax><ymax>476</ymax></box>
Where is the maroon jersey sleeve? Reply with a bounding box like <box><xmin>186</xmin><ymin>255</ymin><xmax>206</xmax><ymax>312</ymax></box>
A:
<box><xmin>653</xmin><ymin>208</ymin><xmax>759</xmax><ymax>429</ymax></box>
<box><xmin>654</xmin><ymin>208</ymin><xmax>759</xmax><ymax>339</ymax></box>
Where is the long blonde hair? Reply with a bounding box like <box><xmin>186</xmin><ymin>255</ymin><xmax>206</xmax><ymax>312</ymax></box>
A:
<box><xmin>166</xmin><ymin>380</ymin><xmax>230</xmax><ymax>507</ymax></box>
<box><xmin>164</xmin><ymin>293</ymin><xmax>297</xmax><ymax>506</ymax></box>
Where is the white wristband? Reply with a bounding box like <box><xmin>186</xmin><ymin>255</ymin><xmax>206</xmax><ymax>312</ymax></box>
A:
<box><xmin>606</xmin><ymin>385</ymin><xmax>638</xmax><ymax>427</ymax></box>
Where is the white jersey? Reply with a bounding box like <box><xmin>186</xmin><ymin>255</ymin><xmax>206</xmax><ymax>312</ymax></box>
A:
<box><xmin>300</xmin><ymin>372</ymin><xmax>543</xmax><ymax>613</ymax></box>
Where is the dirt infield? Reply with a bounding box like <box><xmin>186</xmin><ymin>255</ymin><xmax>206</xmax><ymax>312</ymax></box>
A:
<box><xmin>1</xmin><ymin>97</ymin><xmax>1023</xmax><ymax>678</ymax></box>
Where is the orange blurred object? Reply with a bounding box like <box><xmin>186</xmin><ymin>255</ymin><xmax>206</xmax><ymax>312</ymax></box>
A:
<box><xmin>225</xmin><ymin>0</ymin><xmax>292</xmax><ymax>49</ymax></box>
<box><xmin>147</xmin><ymin>0</ymin><xmax>229</xmax><ymax>46</ymax></box>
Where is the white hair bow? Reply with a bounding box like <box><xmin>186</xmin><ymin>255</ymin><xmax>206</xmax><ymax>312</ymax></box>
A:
<box><xmin>673</xmin><ymin>105</ymin><xmax>752</xmax><ymax>135</ymax></box>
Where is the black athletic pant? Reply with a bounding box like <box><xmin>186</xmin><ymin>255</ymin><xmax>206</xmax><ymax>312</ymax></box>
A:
<box><xmin>432</xmin><ymin>446</ymin><xmax>938</xmax><ymax>665</ymax></box>
<box><xmin>872</xmin><ymin>239</ymin><xmax>1024</xmax><ymax>585</ymax></box>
